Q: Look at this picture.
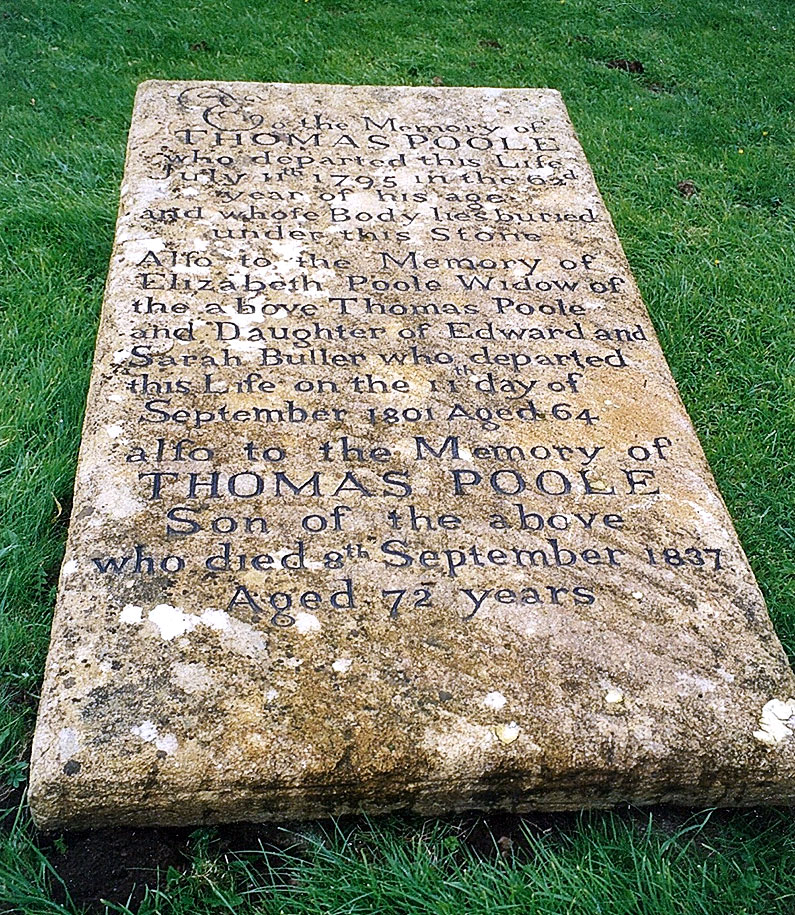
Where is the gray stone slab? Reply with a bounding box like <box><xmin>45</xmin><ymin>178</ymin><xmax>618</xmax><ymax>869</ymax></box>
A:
<box><xmin>29</xmin><ymin>81</ymin><xmax>795</xmax><ymax>829</ymax></box>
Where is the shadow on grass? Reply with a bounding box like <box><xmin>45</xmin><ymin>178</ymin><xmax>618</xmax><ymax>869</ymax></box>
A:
<box><xmin>28</xmin><ymin>804</ymin><xmax>787</xmax><ymax>913</ymax></box>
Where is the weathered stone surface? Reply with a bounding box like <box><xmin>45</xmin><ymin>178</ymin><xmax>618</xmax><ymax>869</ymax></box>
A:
<box><xmin>29</xmin><ymin>81</ymin><xmax>795</xmax><ymax>829</ymax></box>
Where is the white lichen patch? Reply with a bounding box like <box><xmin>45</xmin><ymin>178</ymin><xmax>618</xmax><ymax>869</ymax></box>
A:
<box><xmin>422</xmin><ymin>718</ymin><xmax>496</xmax><ymax>770</ymax></box>
<box><xmin>140</xmin><ymin>604</ymin><xmax>237</xmax><ymax>640</ymax></box>
<box><xmin>605</xmin><ymin>688</ymin><xmax>625</xmax><ymax>704</ymax></box>
<box><xmin>171</xmin><ymin>662</ymin><xmax>215</xmax><ymax>694</ymax></box>
<box><xmin>155</xmin><ymin>733</ymin><xmax>178</xmax><ymax>754</ymax></box>
<box><xmin>62</xmin><ymin>559</ymin><xmax>79</xmax><ymax>577</ymax></box>
<box><xmin>294</xmin><ymin>612</ymin><xmax>322</xmax><ymax>634</ymax></box>
<box><xmin>199</xmin><ymin>608</ymin><xmax>230</xmax><ymax>631</ymax></box>
<box><xmin>131</xmin><ymin>720</ymin><xmax>178</xmax><ymax>755</ymax></box>
<box><xmin>676</xmin><ymin>673</ymin><xmax>716</xmax><ymax>695</ymax></box>
<box><xmin>148</xmin><ymin>604</ymin><xmax>198</xmax><ymax>640</ymax></box>
<box><xmin>267</xmin><ymin>237</ymin><xmax>305</xmax><ymax>266</ymax></box>
<box><xmin>494</xmin><ymin>722</ymin><xmax>521</xmax><ymax>744</ymax></box>
<box><xmin>112</xmin><ymin>348</ymin><xmax>131</xmax><ymax>364</ymax></box>
<box><xmin>120</xmin><ymin>604</ymin><xmax>143</xmax><ymax>624</ymax></box>
<box><xmin>105</xmin><ymin>424</ymin><xmax>123</xmax><ymax>439</ymax></box>
<box><xmin>131</xmin><ymin>720</ymin><xmax>159</xmax><ymax>742</ymax></box>
<box><xmin>58</xmin><ymin>727</ymin><xmax>80</xmax><ymax>761</ymax></box>
<box><xmin>631</xmin><ymin>591</ymin><xmax>644</xmax><ymax>600</ymax></box>
<box><xmin>95</xmin><ymin>485</ymin><xmax>140</xmax><ymax>520</ymax></box>
<box><xmin>483</xmin><ymin>691</ymin><xmax>507</xmax><ymax>711</ymax></box>
<box><xmin>753</xmin><ymin>698</ymin><xmax>795</xmax><ymax>746</ymax></box>
<box><xmin>332</xmin><ymin>658</ymin><xmax>353</xmax><ymax>674</ymax></box>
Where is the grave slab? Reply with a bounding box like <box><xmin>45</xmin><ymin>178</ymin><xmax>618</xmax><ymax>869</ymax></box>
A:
<box><xmin>29</xmin><ymin>81</ymin><xmax>795</xmax><ymax>829</ymax></box>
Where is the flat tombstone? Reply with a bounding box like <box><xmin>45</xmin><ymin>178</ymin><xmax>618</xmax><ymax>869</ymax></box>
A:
<box><xmin>30</xmin><ymin>81</ymin><xmax>795</xmax><ymax>829</ymax></box>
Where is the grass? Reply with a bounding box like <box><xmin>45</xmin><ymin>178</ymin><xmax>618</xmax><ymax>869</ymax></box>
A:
<box><xmin>1</xmin><ymin>0</ymin><xmax>794</xmax><ymax>911</ymax></box>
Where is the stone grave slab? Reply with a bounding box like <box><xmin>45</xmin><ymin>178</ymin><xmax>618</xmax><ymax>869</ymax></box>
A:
<box><xmin>29</xmin><ymin>81</ymin><xmax>795</xmax><ymax>829</ymax></box>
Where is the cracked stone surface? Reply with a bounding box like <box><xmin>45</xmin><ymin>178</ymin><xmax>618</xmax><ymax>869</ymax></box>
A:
<box><xmin>29</xmin><ymin>81</ymin><xmax>795</xmax><ymax>829</ymax></box>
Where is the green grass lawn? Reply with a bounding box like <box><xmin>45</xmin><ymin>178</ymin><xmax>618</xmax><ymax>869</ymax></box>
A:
<box><xmin>1</xmin><ymin>0</ymin><xmax>794</xmax><ymax>911</ymax></box>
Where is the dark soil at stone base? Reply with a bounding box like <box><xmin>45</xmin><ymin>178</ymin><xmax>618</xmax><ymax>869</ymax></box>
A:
<box><xmin>46</xmin><ymin>826</ymin><xmax>193</xmax><ymax>910</ymax></box>
<box><xmin>40</xmin><ymin>806</ymin><xmax>783</xmax><ymax>912</ymax></box>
